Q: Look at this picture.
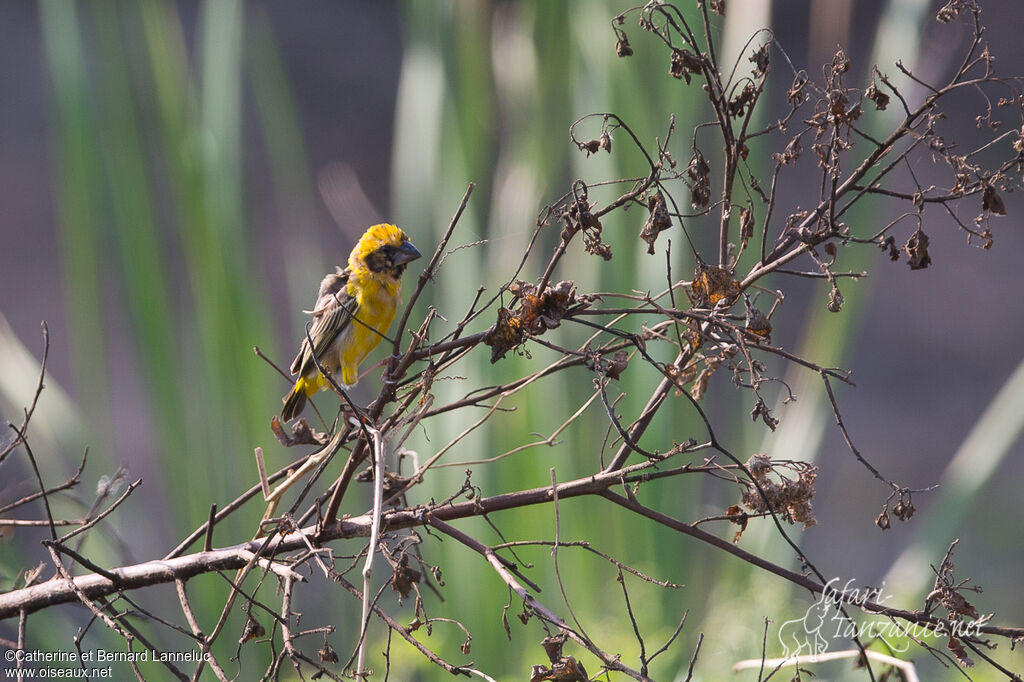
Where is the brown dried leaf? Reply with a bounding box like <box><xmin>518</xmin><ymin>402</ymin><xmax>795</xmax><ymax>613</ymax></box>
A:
<box><xmin>238</xmin><ymin>614</ymin><xmax>265</xmax><ymax>644</ymax></box>
<box><xmin>578</xmin><ymin>139</ymin><xmax>601</xmax><ymax>156</ymax></box>
<box><xmin>947</xmin><ymin>636</ymin><xmax>975</xmax><ymax>668</ymax></box>
<box><xmin>744</xmin><ymin>302</ymin><xmax>772</xmax><ymax>340</ymax></box>
<box><xmin>541</xmin><ymin>634</ymin><xmax>566</xmax><ymax>663</ymax></box>
<box><xmin>726</xmin><ymin>504</ymin><xmax>749</xmax><ymax>543</ymax></box>
<box><xmin>615</xmin><ymin>33</ymin><xmax>633</xmax><ymax>58</ymax></box>
<box><xmin>728</xmin><ymin>83</ymin><xmax>757</xmax><ymax>118</ymax></box>
<box><xmin>687</xmin><ymin>150</ymin><xmax>711</xmax><ymax>207</ymax></box>
<box><xmin>739</xmin><ymin>206</ymin><xmax>755</xmax><ymax>249</ymax></box>
<box><xmin>484</xmin><ymin>307</ymin><xmax>525</xmax><ymax>363</ymax></box>
<box><xmin>787</xmin><ymin>74</ymin><xmax>808</xmax><ymax>106</ymax></box>
<box><xmin>879</xmin><ymin>235</ymin><xmax>899</xmax><ymax>261</ymax></box>
<box><xmin>606</xmin><ymin>349</ymin><xmax>629</xmax><ymax>381</ymax></box>
<box><xmin>741</xmin><ymin>457</ymin><xmax>818</xmax><ymax>529</ymax></box>
<box><xmin>669</xmin><ymin>48</ymin><xmax>704</xmax><ymax>83</ymax></box>
<box><xmin>751</xmin><ymin>397</ymin><xmax>779</xmax><ymax>431</ymax></box>
<box><xmin>904</xmin><ymin>228</ymin><xmax>932</xmax><ymax>270</ymax></box>
<box><xmin>640</xmin><ymin>192</ymin><xmax>673</xmax><ymax>254</ymax></box>
<box><xmin>777</xmin><ymin>135</ymin><xmax>802</xmax><ymax>165</ymax></box>
<box><xmin>688</xmin><ymin>263</ymin><xmax>740</xmax><ymax>307</ymax></box>
<box><xmin>319</xmin><ymin>642</ymin><xmax>339</xmax><ymax>664</ymax></box>
<box><xmin>389</xmin><ymin>553</ymin><xmax>422</xmax><ymax>599</ymax></box>
<box><xmin>749</xmin><ymin>43</ymin><xmax>769</xmax><ymax>78</ymax></box>
<box><xmin>875</xmin><ymin>506</ymin><xmax>891</xmax><ymax>530</ymax></box>
<box><xmin>865</xmin><ymin>82</ymin><xmax>890</xmax><ymax>110</ymax></box>
<box><xmin>270</xmin><ymin>416</ymin><xmax>328</xmax><ymax>447</ymax></box>
<box><xmin>982</xmin><ymin>184</ymin><xmax>1007</xmax><ymax>215</ymax></box>
<box><xmin>827</xmin><ymin>285</ymin><xmax>844</xmax><ymax>313</ymax></box>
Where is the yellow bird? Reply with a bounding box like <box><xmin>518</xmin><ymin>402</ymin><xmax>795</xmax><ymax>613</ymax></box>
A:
<box><xmin>281</xmin><ymin>223</ymin><xmax>421</xmax><ymax>421</ymax></box>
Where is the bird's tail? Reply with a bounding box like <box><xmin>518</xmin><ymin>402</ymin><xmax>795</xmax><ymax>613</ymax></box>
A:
<box><xmin>281</xmin><ymin>377</ymin><xmax>310</xmax><ymax>421</ymax></box>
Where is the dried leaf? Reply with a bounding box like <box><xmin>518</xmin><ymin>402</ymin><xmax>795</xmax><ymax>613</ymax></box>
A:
<box><xmin>319</xmin><ymin>642</ymin><xmax>339</xmax><ymax>664</ymax></box>
<box><xmin>744</xmin><ymin>302</ymin><xmax>772</xmax><ymax>340</ymax></box>
<box><xmin>541</xmin><ymin>634</ymin><xmax>566</xmax><ymax>663</ymax></box>
<box><xmin>777</xmin><ymin>135</ymin><xmax>802</xmax><ymax>165</ymax></box>
<box><xmin>606</xmin><ymin>349</ymin><xmax>629</xmax><ymax>380</ymax></box>
<box><xmin>687</xmin><ymin>150</ymin><xmax>711</xmax><ymax>207</ymax></box>
<box><xmin>982</xmin><ymin>184</ymin><xmax>1007</xmax><ymax>215</ymax></box>
<box><xmin>947</xmin><ymin>636</ymin><xmax>975</xmax><ymax>668</ymax></box>
<box><xmin>578</xmin><ymin>139</ymin><xmax>601</xmax><ymax>156</ymax></box>
<box><xmin>904</xmin><ymin>228</ymin><xmax>932</xmax><ymax>270</ymax></box>
<box><xmin>879</xmin><ymin>235</ymin><xmax>899</xmax><ymax>261</ymax></box>
<box><xmin>669</xmin><ymin>48</ymin><xmax>704</xmax><ymax>84</ymax></box>
<box><xmin>751</xmin><ymin>397</ymin><xmax>779</xmax><ymax>431</ymax></box>
<box><xmin>239</xmin><ymin>614</ymin><xmax>265</xmax><ymax>644</ymax></box>
<box><xmin>615</xmin><ymin>33</ymin><xmax>633</xmax><ymax>58</ymax></box>
<box><xmin>726</xmin><ymin>504</ymin><xmax>749</xmax><ymax>543</ymax></box>
<box><xmin>389</xmin><ymin>553</ymin><xmax>422</xmax><ymax>599</ymax></box>
<box><xmin>688</xmin><ymin>262</ymin><xmax>740</xmax><ymax>307</ymax></box>
<box><xmin>749</xmin><ymin>43</ymin><xmax>769</xmax><ymax>78</ymax></box>
<box><xmin>271</xmin><ymin>416</ymin><xmax>328</xmax><ymax>447</ymax></box>
<box><xmin>865</xmin><ymin>82</ymin><xmax>890</xmax><ymax>110</ymax></box>
<box><xmin>640</xmin><ymin>192</ymin><xmax>673</xmax><ymax>254</ymax></box>
<box><xmin>484</xmin><ymin>306</ymin><xmax>525</xmax><ymax>363</ymax></box>
<box><xmin>786</xmin><ymin>73</ymin><xmax>808</xmax><ymax>106</ymax></box>
<box><xmin>827</xmin><ymin>285</ymin><xmax>844</xmax><ymax>312</ymax></box>
<box><xmin>739</xmin><ymin>206</ymin><xmax>755</xmax><ymax>249</ymax></box>
<box><xmin>741</xmin><ymin>456</ymin><xmax>818</xmax><ymax>529</ymax></box>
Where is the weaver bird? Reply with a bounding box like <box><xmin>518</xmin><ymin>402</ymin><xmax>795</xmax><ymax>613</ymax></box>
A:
<box><xmin>280</xmin><ymin>223</ymin><xmax>421</xmax><ymax>421</ymax></box>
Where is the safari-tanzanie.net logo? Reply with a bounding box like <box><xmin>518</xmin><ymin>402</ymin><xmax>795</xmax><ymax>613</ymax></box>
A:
<box><xmin>777</xmin><ymin>577</ymin><xmax>987</xmax><ymax>660</ymax></box>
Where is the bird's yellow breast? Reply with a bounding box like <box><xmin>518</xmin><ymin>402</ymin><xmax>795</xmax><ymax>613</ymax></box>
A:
<box><xmin>332</xmin><ymin>276</ymin><xmax>401</xmax><ymax>386</ymax></box>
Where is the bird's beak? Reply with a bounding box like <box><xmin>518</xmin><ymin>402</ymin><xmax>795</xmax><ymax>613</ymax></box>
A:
<box><xmin>393</xmin><ymin>240</ymin><xmax>422</xmax><ymax>266</ymax></box>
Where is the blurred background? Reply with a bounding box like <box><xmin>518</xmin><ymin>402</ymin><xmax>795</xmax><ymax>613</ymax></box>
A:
<box><xmin>1</xmin><ymin>0</ymin><xmax>1022</xmax><ymax>679</ymax></box>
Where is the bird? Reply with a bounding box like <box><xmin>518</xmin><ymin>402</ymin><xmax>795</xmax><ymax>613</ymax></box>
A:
<box><xmin>280</xmin><ymin>223</ymin><xmax>421</xmax><ymax>421</ymax></box>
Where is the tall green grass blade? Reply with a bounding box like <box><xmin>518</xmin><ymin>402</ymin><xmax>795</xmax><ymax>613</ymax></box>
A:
<box><xmin>90</xmin><ymin>0</ymin><xmax>187</xmax><ymax>478</ymax></box>
<box><xmin>38</xmin><ymin>0</ymin><xmax>109</xmax><ymax>457</ymax></box>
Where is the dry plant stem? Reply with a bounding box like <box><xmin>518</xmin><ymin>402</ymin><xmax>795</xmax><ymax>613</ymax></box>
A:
<box><xmin>280</xmin><ymin>576</ymin><xmax>302</xmax><ymax>678</ymax></box>
<box><xmin>733</xmin><ymin>649</ymin><xmax>920</xmax><ymax>682</ymax></box>
<box><xmin>259</xmin><ymin>428</ymin><xmax>348</xmax><ymax>530</ymax></box>
<box><xmin>0</xmin><ymin>449</ymin><xmax>87</xmax><ymax>516</ymax></box>
<box><xmin>165</xmin><ymin>449</ymin><xmax>326</xmax><ymax>559</ymax></box>
<box><xmin>56</xmin><ymin>479</ymin><xmax>142</xmax><ymax>544</ymax></box>
<box><xmin>9</xmin><ymin>425</ymin><xmax>56</xmax><ymax>541</ymax></box>
<box><xmin>603</xmin><ymin>350</ymin><xmax>684</xmax><ymax>472</ymax></box>
<box><xmin>174</xmin><ymin>579</ymin><xmax>229</xmax><ymax>682</ymax></box>
<box><xmin>7</xmin><ymin>464</ymin><xmax>1024</xmax><ymax>642</ymax></box>
<box><xmin>390</xmin><ymin>182</ymin><xmax>475</xmax><ymax>360</ymax></box>
<box><xmin>356</xmin><ymin>423</ymin><xmax>385</xmax><ymax>680</ymax></box>
<box><xmin>0</xmin><ymin>322</ymin><xmax>50</xmax><ymax>467</ymax></box>
<box><xmin>329</xmin><ymin>571</ymin><xmax>471</xmax><ymax>677</ymax></box>
<box><xmin>17</xmin><ymin>609</ymin><xmax>25</xmax><ymax>678</ymax></box>
<box><xmin>427</xmin><ymin>516</ymin><xmax>654</xmax><ymax>682</ymax></box>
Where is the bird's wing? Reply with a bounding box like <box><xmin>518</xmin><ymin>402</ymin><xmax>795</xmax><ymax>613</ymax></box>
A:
<box><xmin>290</xmin><ymin>269</ymin><xmax>357</xmax><ymax>376</ymax></box>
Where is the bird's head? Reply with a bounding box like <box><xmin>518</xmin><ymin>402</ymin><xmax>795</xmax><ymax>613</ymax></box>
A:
<box><xmin>349</xmin><ymin>223</ymin><xmax>422</xmax><ymax>284</ymax></box>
